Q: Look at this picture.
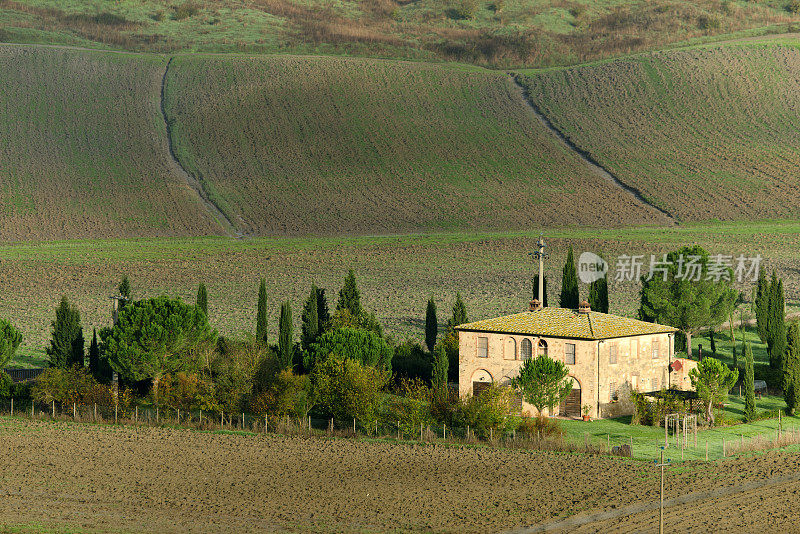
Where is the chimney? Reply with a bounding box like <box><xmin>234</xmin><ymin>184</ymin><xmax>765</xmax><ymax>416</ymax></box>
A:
<box><xmin>529</xmin><ymin>299</ymin><xmax>542</xmax><ymax>312</ymax></box>
<box><xmin>578</xmin><ymin>300</ymin><xmax>591</xmax><ymax>314</ymax></box>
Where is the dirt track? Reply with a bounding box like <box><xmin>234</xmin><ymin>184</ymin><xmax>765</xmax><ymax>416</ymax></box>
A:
<box><xmin>2</xmin><ymin>418</ymin><xmax>800</xmax><ymax>532</ymax></box>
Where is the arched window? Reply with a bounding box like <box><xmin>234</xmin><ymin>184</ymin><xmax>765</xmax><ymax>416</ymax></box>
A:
<box><xmin>521</xmin><ymin>338</ymin><xmax>532</xmax><ymax>360</ymax></box>
<box><xmin>505</xmin><ymin>338</ymin><xmax>517</xmax><ymax>360</ymax></box>
<box><xmin>538</xmin><ymin>339</ymin><xmax>548</xmax><ymax>357</ymax></box>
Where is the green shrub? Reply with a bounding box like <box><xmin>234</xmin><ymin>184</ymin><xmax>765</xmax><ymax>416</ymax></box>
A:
<box><xmin>157</xmin><ymin>372</ymin><xmax>215</xmax><ymax>411</ymax></box>
<box><xmin>0</xmin><ymin>371</ymin><xmax>12</xmax><ymax>399</ymax></box>
<box><xmin>698</xmin><ymin>14</ymin><xmax>721</xmax><ymax>30</ymax></box>
<box><xmin>312</xmin><ymin>355</ymin><xmax>389</xmax><ymax>428</ymax></box>
<box><xmin>392</xmin><ymin>341</ymin><xmax>431</xmax><ymax>383</ymax></box>
<box><xmin>173</xmin><ymin>2</ymin><xmax>200</xmax><ymax>20</ymax></box>
<box><xmin>250</xmin><ymin>368</ymin><xmax>315</xmax><ymax>419</ymax></box>
<box><xmin>448</xmin><ymin>0</ymin><xmax>478</xmax><ymax>20</ymax></box>
<box><xmin>31</xmin><ymin>366</ymin><xmax>114</xmax><ymax>406</ymax></box>
<box><xmin>382</xmin><ymin>379</ymin><xmax>434</xmax><ymax>435</ymax></box>
<box><xmin>453</xmin><ymin>384</ymin><xmax>520</xmax><ymax>439</ymax></box>
<box><xmin>789</xmin><ymin>0</ymin><xmax>800</xmax><ymax>14</ymax></box>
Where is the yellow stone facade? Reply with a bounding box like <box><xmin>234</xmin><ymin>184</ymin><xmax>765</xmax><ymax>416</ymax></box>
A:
<box><xmin>457</xmin><ymin>308</ymin><xmax>678</xmax><ymax>419</ymax></box>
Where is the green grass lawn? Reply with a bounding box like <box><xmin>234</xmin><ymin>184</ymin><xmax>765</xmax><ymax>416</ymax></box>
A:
<box><xmin>561</xmin><ymin>394</ymin><xmax>799</xmax><ymax>462</ymax></box>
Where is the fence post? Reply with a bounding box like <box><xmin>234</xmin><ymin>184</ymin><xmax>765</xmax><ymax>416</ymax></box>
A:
<box><xmin>94</xmin><ymin>403</ymin><xmax>97</xmax><ymax>422</ymax></box>
<box><xmin>31</xmin><ymin>401</ymin><xmax>33</xmax><ymax>418</ymax></box>
<box><xmin>52</xmin><ymin>400</ymin><xmax>55</xmax><ymax>418</ymax></box>
<box><xmin>135</xmin><ymin>405</ymin><xmax>138</xmax><ymax>423</ymax></box>
<box><xmin>156</xmin><ymin>406</ymin><xmax>159</xmax><ymax>424</ymax></box>
<box><xmin>73</xmin><ymin>402</ymin><xmax>76</xmax><ymax>420</ymax></box>
<box><xmin>221</xmin><ymin>410</ymin><xmax>224</xmax><ymax>428</ymax></box>
<box><xmin>177</xmin><ymin>409</ymin><xmax>180</xmax><ymax>424</ymax></box>
<box><xmin>241</xmin><ymin>412</ymin><xmax>244</xmax><ymax>429</ymax></box>
<box><xmin>420</xmin><ymin>423</ymin><xmax>423</xmax><ymax>441</ymax></box>
<box><xmin>10</xmin><ymin>397</ymin><xmax>12</xmax><ymax>417</ymax></box>
<box><xmin>115</xmin><ymin>404</ymin><xmax>118</xmax><ymax>424</ymax></box>
<box><xmin>353</xmin><ymin>418</ymin><xmax>356</xmax><ymax>434</ymax></box>
<box><xmin>265</xmin><ymin>414</ymin><xmax>268</xmax><ymax>433</ymax></box>
<box><xmin>199</xmin><ymin>409</ymin><xmax>202</xmax><ymax>425</ymax></box>
<box><xmin>443</xmin><ymin>423</ymin><xmax>446</xmax><ymax>440</ymax></box>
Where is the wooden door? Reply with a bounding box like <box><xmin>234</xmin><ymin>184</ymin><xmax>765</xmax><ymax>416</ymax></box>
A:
<box><xmin>560</xmin><ymin>388</ymin><xmax>581</xmax><ymax>417</ymax></box>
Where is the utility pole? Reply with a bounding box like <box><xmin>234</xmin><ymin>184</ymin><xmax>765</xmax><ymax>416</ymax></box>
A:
<box><xmin>529</xmin><ymin>235</ymin><xmax>549</xmax><ymax>308</ymax></box>
<box><xmin>654</xmin><ymin>447</ymin><xmax>671</xmax><ymax>534</ymax></box>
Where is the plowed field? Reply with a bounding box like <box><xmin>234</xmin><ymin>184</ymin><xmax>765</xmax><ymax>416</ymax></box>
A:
<box><xmin>3</xmin><ymin>418</ymin><xmax>800</xmax><ymax>533</ymax></box>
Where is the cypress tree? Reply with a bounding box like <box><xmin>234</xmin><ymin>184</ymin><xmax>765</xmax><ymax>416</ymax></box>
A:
<box><xmin>337</xmin><ymin>269</ymin><xmax>362</xmax><ymax>318</ymax></box>
<box><xmin>729</xmin><ymin>314</ymin><xmax>737</xmax><ymax>370</ymax></box>
<box><xmin>46</xmin><ymin>296</ymin><xmax>84</xmax><ymax>368</ymax></box>
<box><xmin>449</xmin><ymin>292</ymin><xmax>468</xmax><ymax>329</ymax></box>
<box><xmin>425</xmin><ymin>297</ymin><xmax>438</xmax><ymax>351</ymax></box>
<box><xmin>432</xmin><ymin>344</ymin><xmax>449</xmax><ymax>393</ymax></box>
<box><xmin>588</xmin><ymin>275</ymin><xmax>609</xmax><ymax>313</ymax></box>
<box><xmin>755</xmin><ymin>269</ymin><xmax>769</xmax><ymax>344</ymax></box>
<box><xmin>531</xmin><ymin>275</ymin><xmax>548</xmax><ymax>307</ymax></box>
<box><xmin>559</xmin><ymin>246</ymin><xmax>579</xmax><ymax>309</ymax></box>
<box><xmin>278</xmin><ymin>301</ymin><xmax>294</xmax><ymax>370</ymax></box>
<box><xmin>783</xmin><ymin>323</ymin><xmax>800</xmax><ymax>415</ymax></box>
<box><xmin>196</xmin><ymin>283</ymin><xmax>208</xmax><ymax>316</ymax></box>
<box><xmin>118</xmin><ymin>275</ymin><xmax>131</xmax><ymax>309</ymax></box>
<box><xmin>767</xmin><ymin>273</ymin><xmax>786</xmax><ymax>376</ymax></box>
<box><xmin>256</xmin><ymin>278</ymin><xmax>268</xmax><ymax>345</ymax></box>
<box><xmin>301</xmin><ymin>284</ymin><xmax>320</xmax><ymax>351</ymax></box>
<box><xmin>88</xmin><ymin>328</ymin><xmax>100</xmax><ymax>380</ymax></box>
<box><xmin>316</xmin><ymin>287</ymin><xmax>330</xmax><ymax>332</ymax></box>
<box><xmin>744</xmin><ymin>342</ymin><xmax>756</xmax><ymax>422</ymax></box>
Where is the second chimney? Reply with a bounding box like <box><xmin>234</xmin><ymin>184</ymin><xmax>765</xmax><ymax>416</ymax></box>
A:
<box><xmin>529</xmin><ymin>299</ymin><xmax>542</xmax><ymax>312</ymax></box>
<box><xmin>578</xmin><ymin>300</ymin><xmax>591</xmax><ymax>314</ymax></box>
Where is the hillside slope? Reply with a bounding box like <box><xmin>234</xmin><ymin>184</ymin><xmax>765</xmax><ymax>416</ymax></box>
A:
<box><xmin>0</xmin><ymin>45</ymin><xmax>223</xmax><ymax>240</ymax></box>
<box><xmin>518</xmin><ymin>40</ymin><xmax>800</xmax><ymax>222</ymax></box>
<box><xmin>163</xmin><ymin>54</ymin><xmax>668</xmax><ymax>235</ymax></box>
<box><xmin>0</xmin><ymin>0</ymin><xmax>797</xmax><ymax>68</ymax></box>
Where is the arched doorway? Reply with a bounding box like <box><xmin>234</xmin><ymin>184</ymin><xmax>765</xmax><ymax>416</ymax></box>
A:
<box><xmin>559</xmin><ymin>377</ymin><xmax>581</xmax><ymax>417</ymax></box>
<box><xmin>471</xmin><ymin>369</ymin><xmax>493</xmax><ymax>397</ymax></box>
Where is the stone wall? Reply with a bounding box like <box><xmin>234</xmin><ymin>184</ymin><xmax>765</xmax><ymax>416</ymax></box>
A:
<box><xmin>458</xmin><ymin>329</ymin><xmax>676</xmax><ymax>419</ymax></box>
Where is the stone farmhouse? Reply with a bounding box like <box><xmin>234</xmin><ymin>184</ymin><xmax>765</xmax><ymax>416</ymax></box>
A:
<box><xmin>456</xmin><ymin>300</ymin><xmax>681</xmax><ymax>419</ymax></box>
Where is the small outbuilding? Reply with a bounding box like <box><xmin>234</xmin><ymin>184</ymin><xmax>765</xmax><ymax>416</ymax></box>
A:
<box><xmin>455</xmin><ymin>300</ymin><xmax>680</xmax><ymax>419</ymax></box>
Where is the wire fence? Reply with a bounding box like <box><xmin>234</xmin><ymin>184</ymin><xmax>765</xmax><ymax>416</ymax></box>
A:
<box><xmin>2</xmin><ymin>399</ymin><xmax>797</xmax><ymax>461</ymax></box>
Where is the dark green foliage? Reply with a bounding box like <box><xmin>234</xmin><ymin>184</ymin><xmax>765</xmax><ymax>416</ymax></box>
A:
<box><xmin>310</xmin><ymin>327</ymin><xmax>393</xmax><ymax>372</ymax></box>
<box><xmin>0</xmin><ymin>371</ymin><xmax>12</xmax><ymax>399</ymax></box>
<box><xmin>196</xmin><ymin>282</ymin><xmax>208</xmax><ymax>315</ymax></box>
<box><xmin>511</xmin><ymin>354</ymin><xmax>572</xmax><ymax>415</ymax></box>
<box><xmin>744</xmin><ymin>342</ymin><xmax>756</xmax><ymax>422</ymax></box>
<box><xmin>588</xmin><ymin>275</ymin><xmax>609</xmax><ymax>313</ymax></box>
<box><xmin>392</xmin><ymin>341</ymin><xmax>431</xmax><ymax>383</ymax></box>
<box><xmin>118</xmin><ymin>275</ymin><xmax>130</xmax><ymax>309</ymax></box>
<box><xmin>432</xmin><ymin>344</ymin><xmax>449</xmax><ymax>392</ymax></box>
<box><xmin>638</xmin><ymin>245</ymin><xmax>737</xmax><ymax>359</ymax></box>
<box><xmin>337</xmin><ymin>269</ymin><xmax>362</xmax><ymax>318</ymax></box>
<box><xmin>88</xmin><ymin>328</ymin><xmax>100</xmax><ymax>380</ymax></box>
<box><xmin>755</xmin><ymin>269</ymin><xmax>769</xmax><ymax>344</ymax></box>
<box><xmin>447</xmin><ymin>292</ymin><xmax>469</xmax><ymax>329</ymax></box>
<box><xmin>783</xmin><ymin>323</ymin><xmax>800</xmax><ymax>415</ymax></box>
<box><xmin>766</xmin><ymin>273</ymin><xmax>786</xmax><ymax>376</ymax></box>
<box><xmin>709</xmin><ymin>328</ymin><xmax>716</xmax><ymax>355</ymax></box>
<box><xmin>256</xmin><ymin>278</ymin><xmax>268</xmax><ymax>345</ymax></box>
<box><xmin>312</xmin><ymin>355</ymin><xmax>389</xmax><ymax>428</ymax></box>
<box><xmin>316</xmin><ymin>287</ymin><xmax>330</xmax><ymax>331</ymax></box>
<box><xmin>559</xmin><ymin>246</ymin><xmax>579</xmax><ymax>309</ymax></box>
<box><xmin>301</xmin><ymin>284</ymin><xmax>320</xmax><ymax>352</ymax></box>
<box><xmin>531</xmin><ymin>275</ymin><xmax>548</xmax><ymax>307</ymax></box>
<box><xmin>278</xmin><ymin>301</ymin><xmax>294</xmax><ymax>370</ymax></box>
<box><xmin>689</xmin><ymin>357</ymin><xmax>738</xmax><ymax>426</ymax></box>
<box><xmin>46</xmin><ymin>296</ymin><xmax>84</xmax><ymax>369</ymax></box>
<box><xmin>100</xmin><ymin>296</ymin><xmax>217</xmax><ymax>404</ymax></box>
<box><xmin>729</xmin><ymin>317</ymin><xmax>737</xmax><ymax>370</ymax></box>
<box><xmin>0</xmin><ymin>318</ymin><xmax>23</xmax><ymax>369</ymax></box>
<box><xmin>425</xmin><ymin>297</ymin><xmax>438</xmax><ymax>351</ymax></box>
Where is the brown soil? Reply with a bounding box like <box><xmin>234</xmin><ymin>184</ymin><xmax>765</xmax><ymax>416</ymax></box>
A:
<box><xmin>2</xmin><ymin>418</ymin><xmax>800</xmax><ymax>533</ymax></box>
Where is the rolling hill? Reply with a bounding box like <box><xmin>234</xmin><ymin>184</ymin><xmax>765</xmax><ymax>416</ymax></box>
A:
<box><xmin>162</xmin><ymin>54</ymin><xmax>667</xmax><ymax>235</ymax></box>
<box><xmin>0</xmin><ymin>0</ymin><xmax>798</xmax><ymax>69</ymax></box>
<box><xmin>518</xmin><ymin>38</ymin><xmax>800</xmax><ymax>222</ymax></box>
<box><xmin>0</xmin><ymin>44</ymin><xmax>224</xmax><ymax>240</ymax></box>
<box><xmin>0</xmin><ymin>44</ymin><xmax>668</xmax><ymax>241</ymax></box>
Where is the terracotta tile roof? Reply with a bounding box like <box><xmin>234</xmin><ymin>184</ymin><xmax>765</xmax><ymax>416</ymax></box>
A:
<box><xmin>455</xmin><ymin>307</ymin><xmax>677</xmax><ymax>340</ymax></box>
